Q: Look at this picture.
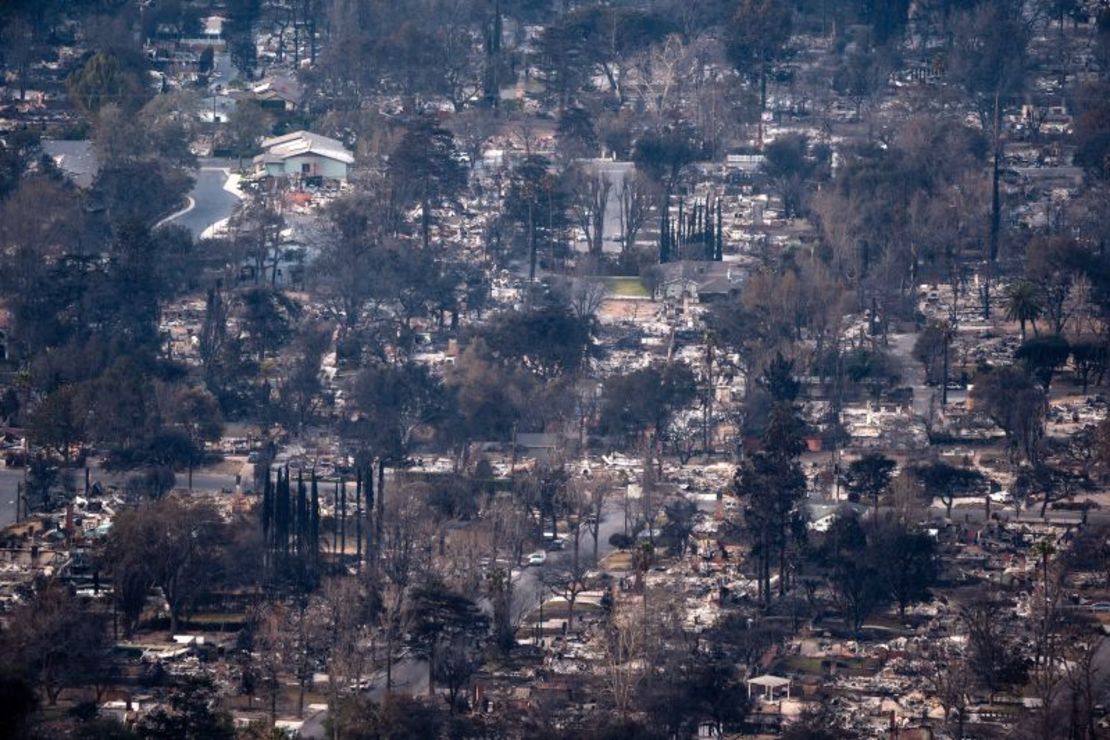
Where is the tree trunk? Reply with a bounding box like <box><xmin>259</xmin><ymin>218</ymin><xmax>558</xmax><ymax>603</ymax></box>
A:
<box><xmin>377</xmin><ymin>461</ymin><xmax>385</xmax><ymax>559</ymax></box>
<box><xmin>528</xmin><ymin>205</ymin><xmax>537</xmax><ymax>281</ymax></box>
<box><xmin>422</xmin><ymin>195</ymin><xmax>431</xmax><ymax>249</ymax></box>
<box><xmin>386</xmin><ymin>629</ymin><xmax>394</xmax><ymax>691</ymax></box>
<box><xmin>988</xmin><ymin>90</ymin><xmax>1002</xmax><ymax>263</ymax></box>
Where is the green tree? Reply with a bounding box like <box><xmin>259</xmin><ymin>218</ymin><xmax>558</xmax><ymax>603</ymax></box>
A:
<box><xmin>389</xmin><ymin>119</ymin><xmax>468</xmax><ymax>249</ymax></box>
<box><xmin>67</xmin><ymin>50</ymin><xmax>151</xmax><ymax>116</ymax></box>
<box><xmin>599</xmin><ymin>362</ymin><xmax>698</xmax><ymax>444</ymax></box>
<box><xmin>226</xmin><ymin>101</ymin><xmax>272</xmax><ymax>170</ymax></box>
<box><xmin>407</xmin><ymin>580</ymin><xmax>487</xmax><ymax>700</ymax></box>
<box><xmin>869</xmin><ymin>520</ymin><xmax>937</xmax><ymax>619</ymax></box>
<box><xmin>1015</xmin><ymin>335</ymin><xmax>1070</xmax><ymax>391</ymax></box>
<box><xmin>226</xmin><ymin>0</ymin><xmax>261</xmax><ymax>80</ymax></box>
<box><xmin>843</xmin><ymin>453</ymin><xmax>895</xmax><ymax>515</ymax></box>
<box><xmin>734</xmin><ymin>402</ymin><xmax>806</xmax><ymax>604</ymax></box>
<box><xmin>1004</xmin><ymin>280</ymin><xmax>1041</xmax><ymax>340</ymax></box>
<box><xmin>136</xmin><ymin>676</ymin><xmax>234</xmax><ymax>740</ymax></box>
<box><xmin>949</xmin><ymin>1</ymin><xmax>1028</xmax><ymax>267</ymax></box>
<box><xmin>971</xmin><ymin>365</ymin><xmax>1046</xmax><ymax>464</ymax></box>
<box><xmin>27</xmin><ymin>385</ymin><xmax>83</xmax><ymax>463</ymax></box>
<box><xmin>480</xmin><ymin>305</ymin><xmax>595</xmax><ymax>381</ymax></box>
<box><xmin>911</xmin><ymin>461</ymin><xmax>986</xmax><ymax>518</ymax></box>
<box><xmin>726</xmin><ymin>0</ymin><xmax>792</xmax><ymax>115</ymax></box>
<box><xmin>503</xmin><ymin>155</ymin><xmax>570</xmax><ymax>280</ymax></box>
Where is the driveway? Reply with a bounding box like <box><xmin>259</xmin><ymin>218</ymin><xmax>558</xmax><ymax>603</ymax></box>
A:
<box><xmin>889</xmin><ymin>332</ymin><xmax>935</xmax><ymax>420</ymax></box>
<box><xmin>162</xmin><ymin>160</ymin><xmax>244</xmax><ymax>239</ymax></box>
<box><xmin>298</xmin><ymin>658</ymin><xmax>429</xmax><ymax>740</ymax></box>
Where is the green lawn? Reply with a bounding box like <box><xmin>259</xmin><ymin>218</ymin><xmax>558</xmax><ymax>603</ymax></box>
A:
<box><xmin>603</xmin><ymin>277</ymin><xmax>649</xmax><ymax>297</ymax></box>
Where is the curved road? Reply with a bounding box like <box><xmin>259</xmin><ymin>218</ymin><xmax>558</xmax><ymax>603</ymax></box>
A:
<box><xmin>164</xmin><ymin>160</ymin><xmax>243</xmax><ymax>239</ymax></box>
<box><xmin>298</xmin><ymin>504</ymin><xmax>628</xmax><ymax>739</ymax></box>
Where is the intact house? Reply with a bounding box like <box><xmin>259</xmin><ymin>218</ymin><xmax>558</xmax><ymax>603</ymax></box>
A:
<box><xmin>252</xmin><ymin>75</ymin><xmax>303</xmax><ymax>112</ymax></box>
<box><xmin>253</xmin><ymin>131</ymin><xmax>353</xmax><ymax>183</ymax></box>
<box><xmin>657</xmin><ymin>260</ymin><xmax>746</xmax><ymax>303</ymax></box>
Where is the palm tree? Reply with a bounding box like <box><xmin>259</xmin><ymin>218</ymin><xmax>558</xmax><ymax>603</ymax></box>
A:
<box><xmin>1004</xmin><ymin>281</ymin><xmax>1042</xmax><ymax>340</ymax></box>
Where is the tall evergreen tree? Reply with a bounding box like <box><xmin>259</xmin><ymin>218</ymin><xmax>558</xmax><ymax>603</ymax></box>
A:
<box><xmin>355</xmin><ymin>468</ymin><xmax>363</xmax><ymax>570</ymax></box>
<box><xmin>310</xmin><ymin>470</ymin><xmax>320</xmax><ymax>567</ymax></box>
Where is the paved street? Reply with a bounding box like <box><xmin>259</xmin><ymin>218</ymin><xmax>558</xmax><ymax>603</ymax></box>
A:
<box><xmin>0</xmin><ymin>468</ymin><xmax>22</xmax><ymax>526</ymax></box>
<box><xmin>512</xmin><ymin>500</ymin><xmax>630</xmax><ymax>632</ymax></box>
<box><xmin>163</xmin><ymin>160</ymin><xmax>243</xmax><ymax>239</ymax></box>
<box><xmin>889</xmin><ymin>332</ymin><xmax>936</xmax><ymax>420</ymax></box>
<box><xmin>0</xmin><ymin>462</ymin><xmax>245</xmax><ymax>528</ymax></box>
<box><xmin>595</xmin><ymin>159</ymin><xmax>633</xmax><ymax>254</ymax></box>
<box><xmin>298</xmin><ymin>658</ymin><xmax>429</xmax><ymax>740</ymax></box>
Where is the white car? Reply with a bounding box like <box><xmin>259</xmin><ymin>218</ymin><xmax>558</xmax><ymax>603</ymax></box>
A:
<box><xmin>989</xmin><ymin>490</ymin><xmax>1013</xmax><ymax>504</ymax></box>
<box><xmin>527</xmin><ymin>551</ymin><xmax>547</xmax><ymax>566</ymax></box>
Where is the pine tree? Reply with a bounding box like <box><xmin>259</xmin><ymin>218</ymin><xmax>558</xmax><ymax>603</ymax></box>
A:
<box><xmin>275</xmin><ymin>468</ymin><xmax>290</xmax><ymax>558</ymax></box>
<box><xmin>295</xmin><ymin>472</ymin><xmax>307</xmax><ymax>556</ymax></box>
<box><xmin>338</xmin><ymin>478</ymin><xmax>346</xmax><ymax>560</ymax></box>
<box><xmin>310</xmin><ymin>470</ymin><xmax>320</xmax><ymax>567</ymax></box>
<box><xmin>354</xmin><ymin>468</ymin><xmax>363</xmax><ymax>570</ymax></box>
<box><xmin>659</xmin><ymin>198</ymin><xmax>671</xmax><ymax>263</ymax></box>
<box><xmin>261</xmin><ymin>470</ymin><xmax>272</xmax><ymax>544</ymax></box>
<box><xmin>364</xmin><ymin>463</ymin><xmax>374</xmax><ymax>565</ymax></box>
<box><xmin>677</xmin><ymin>198</ymin><xmax>684</xmax><ymax>251</ymax></box>
<box><xmin>261</xmin><ymin>470</ymin><xmax>273</xmax><ymax>576</ymax></box>
<box><xmin>715</xmin><ymin>199</ymin><xmax>723</xmax><ymax>261</ymax></box>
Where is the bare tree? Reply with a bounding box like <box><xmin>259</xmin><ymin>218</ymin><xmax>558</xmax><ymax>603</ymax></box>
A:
<box><xmin>473</xmin><ymin>500</ymin><xmax>529</xmax><ymax>650</ymax></box>
<box><xmin>604</xmin><ymin>603</ymin><xmax>646</xmax><ymax>717</ymax></box>
<box><xmin>548</xmin><ymin>562</ymin><xmax>590</xmax><ymax>634</ymax></box>
<box><xmin>587</xmin><ymin>477</ymin><xmax>612</xmax><ymax>566</ymax></box>
<box><xmin>376</xmin><ymin>490</ymin><xmax>428</xmax><ymax>690</ymax></box>
<box><xmin>446</xmin><ymin>107</ymin><xmax>500</xmax><ymax>171</ymax></box>
<box><xmin>922</xmin><ymin>643</ymin><xmax>971</xmax><ymax>738</ymax></box>
<box><xmin>566</xmin><ymin>277</ymin><xmax>608</xmax><ymax>320</ymax></box>
<box><xmin>559</xmin><ymin>478</ymin><xmax>592</xmax><ymax>574</ymax></box>
<box><xmin>618</xmin><ymin>171</ymin><xmax>659</xmax><ymax>256</ymax></box>
<box><xmin>312</xmin><ymin>576</ymin><xmax>374</xmax><ymax>735</ymax></box>
<box><xmin>566</xmin><ymin>165</ymin><xmax>612</xmax><ymax>256</ymax></box>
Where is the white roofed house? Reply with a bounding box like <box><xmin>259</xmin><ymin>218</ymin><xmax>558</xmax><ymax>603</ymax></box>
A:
<box><xmin>253</xmin><ymin>130</ymin><xmax>353</xmax><ymax>183</ymax></box>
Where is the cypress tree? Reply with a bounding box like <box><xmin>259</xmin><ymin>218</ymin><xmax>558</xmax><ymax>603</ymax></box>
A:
<box><xmin>283</xmin><ymin>468</ymin><xmax>292</xmax><ymax>556</ymax></box>
<box><xmin>354</xmin><ymin>468</ymin><xmax>363</xmax><ymax>570</ymax></box>
<box><xmin>339</xmin><ymin>478</ymin><xmax>346</xmax><ymax>560</ymax></box>
<box><xmin>704</xmin><ymin>199</ymin><xmax>714</xmax><ymax>260</ymax></box>
<box><xmin>261</xmin><ymin>470</ymin><xmax>273</xmax><ymax>576</ymax></box>
<box><xmin>659</xmin><ymin>198</ymin><xmax>670</xmax><ymax>264</ymax></box>
<box><xmin>274</xmin><ymin>468</ymin><xmax>289</xmax><ymax>558</ymax></box>
<box><xmin>678</xmin><ymin>198</ymin><xmax>684</xmax><ymax>249</ymax></box>
<box><xmin>365</xmin><ymin>463</ymin><xmax>374</xmax><ymax>565</ymax></box>
<box><xmin>376</xmin><ymin>462</ymin><xmax>385</xmax><ymax>559</ymax></box>
<box><xmin>715</xmin><ymin>198</ymin><xmax>724</xmax><ymax>261</ymax></box>
<box><xmin>296</xmin><ymin>471</ymin><xmax>307</xmax><ymax>556</ymax></box>
<box><xmin>310</xmin><ymin>469</ymin><xmax>320</xmax><ymax>566</ymax></box>
<box><xmin>261</xmin><ymin>470</ymin><xmax>272</xmax><ymax>542</ymax></box>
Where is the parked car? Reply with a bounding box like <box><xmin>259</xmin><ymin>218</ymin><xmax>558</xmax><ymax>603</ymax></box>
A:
<box><xmin>527</xmin><ymin>551</ymin><xmax>547</xmax><ymax>566</ymax></box>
